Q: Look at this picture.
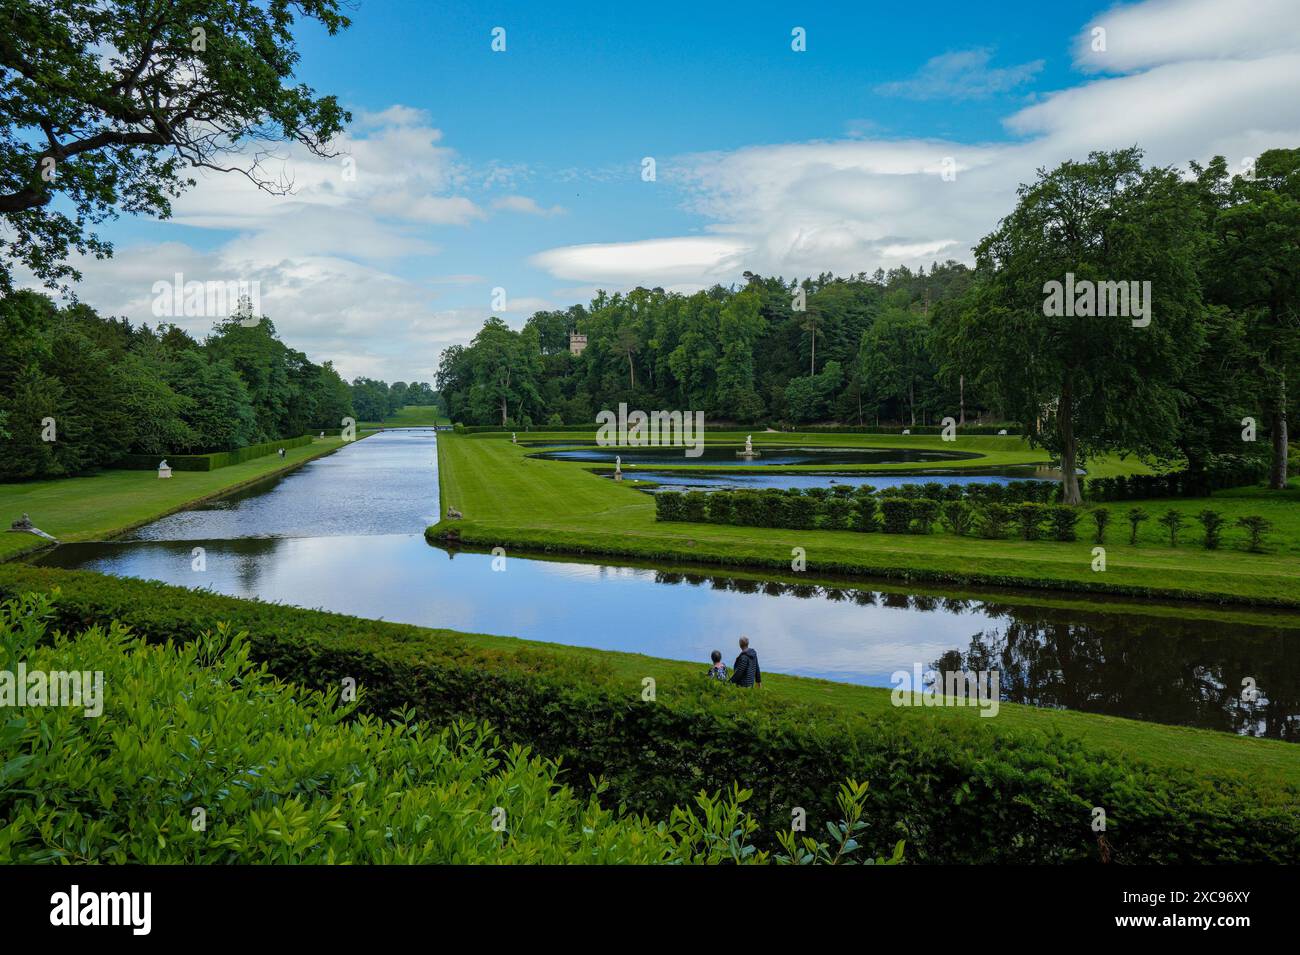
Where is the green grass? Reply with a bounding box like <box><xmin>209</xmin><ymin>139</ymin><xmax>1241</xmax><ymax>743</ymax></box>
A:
<box><xmin>359</xmin><ymin>405</ymin><xmax>449</xmax><ymax>429</ymax></box>
<box><xmin>423</xmin><ymin>430</ymin><xmax>1300</xmax><ymax>782</ymax></box>
<box><xmin>0</xmin><ymin>435</ymin><xmax>362</xmax><ymax>561</ymax></box>
<box><xmin>431</xmin><ymin>431</ymin><xmax>1300</xmax><ymax>606</ymax></box>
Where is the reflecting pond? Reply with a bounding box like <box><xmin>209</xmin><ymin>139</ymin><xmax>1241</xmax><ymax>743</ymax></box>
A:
<box><xmin>533</xmin><ymin>445</ymin><xmax>981</xmax><ymax>466</ymax></box>
<box><xmin>625</xmin><ymin>467</ymin><xmax>1071</xmax><ymax>492</ymax></box>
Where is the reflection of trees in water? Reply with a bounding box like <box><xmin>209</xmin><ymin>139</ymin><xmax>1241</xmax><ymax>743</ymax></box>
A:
<box><xmin>932</xmin><ymin>614</ymin><xmax>1299</xmax><ymax>742</ymax></box>
<box><xmin>649</xmin><ymin>569</ymin><xmax>1299</xmax><ymax>741</ymax></box>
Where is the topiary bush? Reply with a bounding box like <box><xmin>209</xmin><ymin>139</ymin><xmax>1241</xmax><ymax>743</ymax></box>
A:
<box><xmin>1047</xmin><ymin>505</ymin><xmax>1081</xmax><ymax>542</ymax></box>
<box><xmin>940</xmin><ymin>500</ymin><xmax>974</xmax><ymax>537</ymax></box>
<box><xmin>879</xmin><ymin>497</ymin><xmax>912</xmax><ymax>534</ymax></box>
<box><xmin>1014</xmin><ymin>502</ymin><xmax>1046</xmax><ymax>541</ymax></box>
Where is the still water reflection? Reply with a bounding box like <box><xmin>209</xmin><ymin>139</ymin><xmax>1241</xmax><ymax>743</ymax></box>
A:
<box><xmin>29</xmin><ymin>429</ymin><xmax>1299</xmax><ymax>740</ymax></box>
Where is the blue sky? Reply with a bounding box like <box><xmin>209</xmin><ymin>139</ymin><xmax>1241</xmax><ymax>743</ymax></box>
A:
<box><xmin>60</xmin><ymin>0</ymin><xmax>1300</xmax><ymax>383</ymax></box>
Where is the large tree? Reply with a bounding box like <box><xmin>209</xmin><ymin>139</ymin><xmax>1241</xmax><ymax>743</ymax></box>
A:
<box><xmin>1205</xmin><ymin>148</ymin><xmax>1300</xmax><ymax>489</ymax></box>
<box><xmin>941</xmin><ymin>148</ymin><xmax>1205</xmax><ymax>504</ymax></box>
<box><xmin>0</xmin><ymin>0</ymin><xmax>350</xmax><ymax>290</ymax></box>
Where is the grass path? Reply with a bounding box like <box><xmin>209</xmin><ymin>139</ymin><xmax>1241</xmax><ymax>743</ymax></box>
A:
<box><xmin>0</xmin><ymin>435</ymin><xmax>364</xmax><ymax>561</ymax></box>
<box><xmin>432</xmin><ymin>433</ymin><xmax>1300</xmax><ymax>607</ymax></box>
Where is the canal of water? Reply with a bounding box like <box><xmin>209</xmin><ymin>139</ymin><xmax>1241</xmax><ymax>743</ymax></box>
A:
<box><xmin>29</xmin><ymin>429</ymin><xmax>1299</xmax><ymax>740</ymax></box>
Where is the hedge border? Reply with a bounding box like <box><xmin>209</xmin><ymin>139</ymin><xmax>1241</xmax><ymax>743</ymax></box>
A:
<box><xmin>3</xmin><ymin>563</ymin><xmax>1296</xmax><ymax>864</ymax></box>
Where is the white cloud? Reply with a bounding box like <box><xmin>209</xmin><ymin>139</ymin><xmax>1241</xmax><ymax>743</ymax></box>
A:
<box><xmin>532</xmin><ymin>0</ymin><xmax>1300</xmax><ymax>290</ymax></box>
<box><xmin>531</xmin><ymin>236</ymin><xmax>751</xmax><ymax>287</ymax></box>
<box><xmin>492</xmin><ymin>195</ymin><xmax>566</xmax><ymax>217</ymax></box>
<box><xmin>1075</xmin><ymin>0</ymin><xmax>1300</xmax><ymax>72</ymax></box>
<box><xmin>874</xmin><ymin>49</ymin><xmax>1044</xmax><ymax>100</ymax></box>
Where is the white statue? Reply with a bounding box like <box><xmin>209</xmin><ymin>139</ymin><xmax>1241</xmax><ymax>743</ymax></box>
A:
<box><xmin>511</xmin><ymin>432</ymin><xmax>517</xmax><ymax>444</ymax></box>
<box><xmin>745</xmin><ymin>434</ymin><xmax>753</xmax><ymax>453</ymax></box>
<box><xmin>159</xmin><ymin>460</ymin><xmax>168</xmax><ymax>469</ymax></box>
<box><xmin>614</xmin><ymin>455</ymin><xmax>623</xmax><ymax>481</ymax></box>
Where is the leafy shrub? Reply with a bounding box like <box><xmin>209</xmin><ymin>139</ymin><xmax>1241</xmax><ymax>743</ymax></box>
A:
<box><xmin>707</xmin><ymin>491</ymin><xmax>736</xmax><ymax>525</ymax></box>
<box><xmin>852</xmin><ymin>496</ymin><xmax>880</xmax><ymax>532</ymax></box>
<box><xmin>655</xmin><ymin>491</ymin><xmax>685</xmax><ymax>522</ymax></box>
<box><xmin>780</xmin><ymin>493</ymin><xmax>818</xmax><ymax>530</ymax></box>
<box><xmin>1127</xmin><ymin>508</ymin><xmax>1149</xmax><ymax>545</ymax></box>
<box><xmin>1235</xmin><ymin>515</ymin><xmax>1273</xmax><ymax>553</ymax></box>
<box><xmin>940</xmin><ymin>500</ymin><xmax>974</xmax><ymax>537</ymax></box>
<box><xmin>1014</xmin><ymin>503</ymin><xmax>1046</xmax><ymax>541</ymax></box>
<box><xmin>975</xmin><ymin>503</ymin><xmax>1014</xmax><ymax>539</ymax></box>
<box><xmin>1157</xmin><ymin>510</ymin><xmax>1185</xmax><ymax>547</ymax></box>
<box><xmin>1047</xmin><ymin>505</ymin><xmax>1081</xmax><ymax>542</ymax></box>
<box><xmin>821</xmin><ymin>497</ymin><xmax>855</xmax><ymax>531</ymax></box>
<box><xmin>730</xmin><ymin>491</ymin><xmax>766</xmax><ymax>527</ymax></box>
<box><xmin>680</xmin><ymin>491</ymin><xmax>710</xmax><ymax>523</ymax></box>
<box><xmin>1090</xmin><ymin>508</ymin><xmax>1111</xmax><ymax>544</ymax></box>
<box><xmin>1197</xmin><ymin>509</ymin><xmax>1225</xmax><ymax>550</ymax></box>
<box><xmin>879</xmin><ymin>497</ymin><xmax>912</xmax><ymax>534</ymax></box>
<box><xmin>909</xmin><ymin>499</ymin><xmax>940</xmax><ymax>534</ymax></box>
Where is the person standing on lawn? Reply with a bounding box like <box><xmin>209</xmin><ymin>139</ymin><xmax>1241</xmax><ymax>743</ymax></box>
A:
<box><xmin>730</xmin><ymin>636</ymin><xmax>761</xmax><ymax>689</ymax></box>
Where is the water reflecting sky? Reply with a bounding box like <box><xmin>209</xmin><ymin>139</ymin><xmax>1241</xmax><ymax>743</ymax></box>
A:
<box><xmin>30</xmin><ymin>429</ymin><xmax>1300</xmax><ymax>739</ymax></box>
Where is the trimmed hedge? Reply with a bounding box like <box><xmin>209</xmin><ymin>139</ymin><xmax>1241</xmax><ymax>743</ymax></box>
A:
<box><xmin>2</xmin><ymin>564</ymin><xmax>1297</xmax><ymax>864</ymax></box>
<box><xmin>655</xmin><ymin>485</ymin><xmax>1074</xmax><ymax>538</ymax></box>
<box><xmin>117</xmin><ymin>434</ymin><xmax>314</xmax><ymax>472</ymax></box>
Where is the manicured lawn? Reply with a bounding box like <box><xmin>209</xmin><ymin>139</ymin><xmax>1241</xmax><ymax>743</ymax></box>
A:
<box><xmin>360</xmin><ymin>405</ymin><xmax>449</xmax><ymax>429</ymax></box>
<box><xmin>0</xmin><ymin>435</ymin><xmax>363</xmax><ymax>561</ymax></box>
<box><xmin>432</xmin><ymin>432</ymin><xmax>1300</xmax><ymax>606</ymax></box>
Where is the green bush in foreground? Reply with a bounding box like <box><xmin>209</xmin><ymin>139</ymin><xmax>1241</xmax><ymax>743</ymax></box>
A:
<box><xmin>0</xmin><ymin>592</ymin><xmax>897</xmax><ymax>865</ymax></box>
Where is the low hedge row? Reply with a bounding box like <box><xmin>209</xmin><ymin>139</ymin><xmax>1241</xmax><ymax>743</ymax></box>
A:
<box><xmin>116</xmin><ymin>434</ymin><xmax>314</xmax><ymax>472</ymax></box>
<box><xmin>1084</xmin><ymin>468</ymin><xmax>1264</xmax><ymax>501</ymax></box>
<box><xmin>657</xmin><ymin>487</ymin><xmax>1086</xmax><ymax>540</ymax></box>
<box><xmin>2</xmin><ymin>564</ymin><xmax>1296</xmax><ymax>863</ymax></box>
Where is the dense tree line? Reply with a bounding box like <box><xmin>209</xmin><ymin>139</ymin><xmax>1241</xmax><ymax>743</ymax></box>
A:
<box><xmin>437</xmin><ymin>263</ymin><xmax>978</xmax><ymax>431</ymax></box>
<box><xmin>438</xmin><ymin>146</ymin><xmax>1298</xmax><ymax>501</ymax></box>
<box><xmin>0</xmin><ymin>292</ymin><xmax>354</xmax><ymax>480</ymax></box>
<box><xmin>349</xmin><ymin>378</ymin><xmax>440</xmax><ymax>422</ymax></box>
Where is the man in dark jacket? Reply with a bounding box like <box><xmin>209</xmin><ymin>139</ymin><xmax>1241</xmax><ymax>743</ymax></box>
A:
<box><xmin>730</xmin><ymin>636</ymin><xmax>761</xmax><ymax>688</ymax></box>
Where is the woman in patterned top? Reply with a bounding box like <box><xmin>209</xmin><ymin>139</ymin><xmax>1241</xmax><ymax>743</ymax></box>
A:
<box><xmin>705</xmin><ymin>649</ymin><xmax>728</xmax><ymax>681</ymax></box>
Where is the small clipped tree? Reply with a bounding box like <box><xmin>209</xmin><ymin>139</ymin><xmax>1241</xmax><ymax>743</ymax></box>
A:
<box><xmin>853</xmin><ymin>496</ymin><xmax>880</xmax><ymax>532</ymax></box>
<box><xmin>909</xmin><ymin>499</ymin><xmax>940</xmax><ymax>534</ymax></box>
<box><xmin>879</xmin><ymin>497</ymin><xmax>912</xmax><ymax>534</ymax></box>
<box><xmin>1126</xmin><ymin>507</ymin><xmax>1150</xmax><ymax>545</ymax></box>
<box><xmin>1234</xmin><ymin>515</ymin><xmax>1273</xmax><ymax>553</ymax></box>
<box><xmin>1156</xmin><ymin>509</ymin><xmax>1186</xmax><ymax>547</ymax></box>
<box><xmin>1014</xmin><ymin>502</ymin><xmax>1046</xmax><ymax>541</ymax></box>
<box><xmin>1090</xmin><ymin>507</ymin><xmax>1112</xmax><ymax>544</ymax></box>
<box><xmin>976</xmin><ymin>503</ymin><xmax>1014</xmax><ymax>539</ymax></box>
<box><xmin>1196</xmin><ymin>509</ymin><xmax>1225</xmax><ymax>549</ymax></box>
<box><xmin>940</xmin><ymin>499</ymin><xmax>974</xmax><ymax>536</ymax></box>
<box><xmin>1047</xmin><ymin>505</ymin><xmax>1081</xmax><ymax>541</ymax></box>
